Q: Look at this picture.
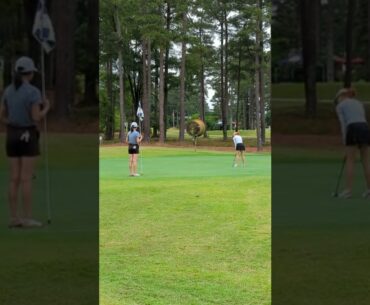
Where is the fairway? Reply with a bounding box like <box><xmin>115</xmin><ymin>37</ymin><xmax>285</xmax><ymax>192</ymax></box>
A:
<box><xmin>100</xmin><ymin>146</ymin><xmax>271</xmax><ymax>305</ymax></box>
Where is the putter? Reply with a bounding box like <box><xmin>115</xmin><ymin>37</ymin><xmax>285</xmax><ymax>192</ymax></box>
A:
<box><xmin>332</xmin><ymin>156</ymin><xmax>346</xmax><ymax>197</ymax></box>
<box><xmin>232</xmin><ymin>153</ymin><xmax>237</xmax><ymax>167</ymax></box>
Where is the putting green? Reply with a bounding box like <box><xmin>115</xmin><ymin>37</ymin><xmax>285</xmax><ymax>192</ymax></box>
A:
<box><xmin>100</xmin><ymin>146</ymin><xmax>271</xmax><ymax>305</ymax></box>
<box><xmin>273</xmin><ymin>150</ymin><xmax>370</xmax><ymax>305</ymax></box>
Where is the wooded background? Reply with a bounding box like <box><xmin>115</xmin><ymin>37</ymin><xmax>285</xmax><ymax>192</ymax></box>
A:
<box><xmin>272</xmin><ymin>0</ymin><xmax>370</xmax><ymax>118</ymax></box>
<box><xmin>100</xmin><ymin>0</ymin><xmax>271</xmax><ymax>149</ymax></box>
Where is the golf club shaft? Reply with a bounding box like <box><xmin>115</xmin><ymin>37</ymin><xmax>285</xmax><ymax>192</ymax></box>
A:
<box><xmin>334</xmin><ymin>155</ymin><xmax>346</xmax><ymax>195</ymax></box>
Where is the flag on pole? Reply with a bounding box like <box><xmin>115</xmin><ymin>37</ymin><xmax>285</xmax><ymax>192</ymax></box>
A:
<box><xmin>137</xmin><ymin>102</ymin><xmax>144</xmax><ymax>122</ymax></box>
<box><xmin>32</xmin><ymin>0</ymin><xmax>55</xmax><ymax>53</ymax></box>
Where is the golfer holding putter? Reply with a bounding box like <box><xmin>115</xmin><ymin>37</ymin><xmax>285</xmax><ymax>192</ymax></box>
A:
<box><xmin>335</xmin><ymin>87</ymin><xmax>370</xmax><ymax>198</ymax></box>
<box><xmin>127</xmin><ymin>122</ymin><xmax>143</xmax><ymax>176</ymax></box>
<box><xmin>0</xmin><ymin>56</ymin><xmax>50</xmax><ymax>228</ymax></box>
<box><xmin>232</xmin><ymin>130</ymin><xmax>246</xmax><ymax>167</ymax></box>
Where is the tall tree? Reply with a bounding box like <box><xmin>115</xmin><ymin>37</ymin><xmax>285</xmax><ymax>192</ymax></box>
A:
<box><xmin>159</xmin><ymin>46</ymin><xmax>165</xmax><ymax>143</ymax></box>
<box><xmin>344</xmin><ymin>0</ymin><xmax>356</xmax><ymax>87</ymax></box>
<box><xmin>114</xmin><ymin>8</ymin><xmax>126</xmax><ymax>142</ymax></box>
<box><xmin>179</xmin><ymin>10</ymin><xmax>187</xmax><ymax>141</ymax></box>
<box><xmin>164</xmin><ymin>1</ymin><xmax>172</xmax><ymax>139</ymax></box>
<box><xmin>84</xmin><ymin>0</ymin><xmax>99</xmax><ymax>105</ymax></box>
<box><xmin>258</xmin><ymin>0</ymin><xmax>266</xmax><ymax>143</ymax></box>
<box><xmin>301</xmin><ymin>0</ymin><xmax>318</xmax><ymax>118</ymax></box>
<box><xmin>325</xmin><ymin>0</ymin><xmax>334</xmax><ymax>81</ymax></box>
<box><xmin>54</xmin><ymin>0</ymin><xmax>77</xmax><ymax>118</ymax></box>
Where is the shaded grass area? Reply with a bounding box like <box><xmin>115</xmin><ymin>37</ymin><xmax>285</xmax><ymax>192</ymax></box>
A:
<box><xmin>272</xmin><ymin>82</ymin><xmax>370</xmax><ymax>101</ymax></box>
<box><xmin>100</xmin><ymin>147</ymin><xmax>271</xmax><ymax>305</ymax></box>
<box><xmin>273</xmin><ymin>150</ymin><xmax>370</xmax><ymax>305</ymax></box>
<box><xmin>0</xmin><ymin>134</ymin><xmax>98</xmax><ymax>305</ymax></box>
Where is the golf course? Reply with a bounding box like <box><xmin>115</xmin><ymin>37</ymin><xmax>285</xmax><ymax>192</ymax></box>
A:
<box><xmin>100</xmin><ymin>144</ymin><xmax>271</xmax><ymax>305</ymax></box>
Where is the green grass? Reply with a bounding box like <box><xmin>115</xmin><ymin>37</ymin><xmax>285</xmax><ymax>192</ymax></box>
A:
<box><xmin>273</xmin><ymin>149</ymin><xmax>370</xmax><ymax>305</ymax></box>
<box><xmin>0</xmin><ymin>134</ymin><xmax>98</xmax><ymax>305</ymax></box>
<box><xmin>100</xmin><ymin>146</ymin><xmax>271</xmax><ymax>305</ymax></box>
<box><xmin>272</xmin><ymin>82</ymin><xmax>370</xmax><ymax>101</ymax></box>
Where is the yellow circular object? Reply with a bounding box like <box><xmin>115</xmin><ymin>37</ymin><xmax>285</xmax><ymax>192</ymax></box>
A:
<box><xmin>186</xmin><ymin>119</ymin><xmax>206</xmax><ymax>137</ymax></box>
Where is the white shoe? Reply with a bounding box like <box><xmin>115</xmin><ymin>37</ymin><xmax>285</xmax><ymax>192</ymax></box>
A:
<box><xmin>133</xmin><ymin>173</ymin><xmax>140</xmax><ymax>177</ymax></box>
<box><xmin>362</xmin><ymin>189</ymin><xmax>370</xmax><ymax>198</ymax></box>
<box><xmin>338</xmin><ymin>190</ymin><xmax>352</xmax><ymax>199</ymax></box>
<box><xmin>23</xmin><ymin>219</ymin><xmax>43</xmax><ymax>228</ymax></box>
<box><xmin>8</xmin><ymin>218</ymin><xmax>23</xmax><ymax>228</ymax></box>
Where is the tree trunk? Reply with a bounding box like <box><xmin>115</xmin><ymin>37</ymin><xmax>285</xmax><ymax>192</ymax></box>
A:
<box><xmin>159</xmin><ymin>47</ymin><xmax>165</xmax><ymax>143</ymax></box>
<box><xmin>255</xmin><ymin>50</ymin><xmax>262</xmax><ymax>151</ymax></box>
<box><xmin>142</xmin><ymin>38</ymin><xmax>149</xmax><ymax>139</ymax></box>
<box><xmin>258</xmin><ymin>0</ymin><xmax>265</xmax><ymax>144</ymax></box>
<box><xmin>179</xmin><ymin>12</ymin><xmax>186</xmax><ymax>141</ymax></box>
<box><xmin>326</xmin><ymin>0</ymin><xmax>334</xmax><ymax>81</ymax></box>
<box><xmin>220</xmin><ymin>16</ymin><xmax>227</xmax><ymax>140</ymax></box>
<box><xmin>84</xmin><ymin>0</ymin><xmax>99</xmax><ymax>106</ymax></box>
<box><xmin>114</xmin><ymin>9</ymin><xmax>126</xmax><ymax>142</ymax></box>
<box><xmin>344</xmin><ymin>0</ymin><xmax>356</xmax><ymax>87</ymax></box>
<box><xmin>105</xmin><ymin>60</ymin><xmax>114</xmax><ymax>140</ymax></box>
<box><xmin>368</xmin><ymin>0</ymin><xmax>370</xmax><ymax>81</ymax></box>
<box><xmin>224</xmin><ymin>9</ymin><xmax>230</xmax><ymax>132</ymax></box>
<box><xmin>236</xmin><ymin>42</ymin><xmax>242</xmax><ymax>131</ymax></box>
<box><xmin>249</xmin><ymin>88</ymin><xmax>255</xmax><ymax>130</ymax></box>
<box><xmin>301</xmin><ymin>0</ymin><xmax>318</xmax><ymax>118</ymax></box>
<box><xmin>54</xmin><ymin>0</ymin><xmax>77</xmax><ymax>118</ymax></box>
<box><xmin>164</xmin><ymin>1</ymin><xmax>171</xmax><ymax>139</ymax></box>
<box><xmin>244</xmin><ymin>91</ymin><xmax>249</xmax><ymax>130</ymax></box>
<box><xmin>146</xmin><ymin>39</ymin><xmax>152</xmax><ymax>138</ymax></box>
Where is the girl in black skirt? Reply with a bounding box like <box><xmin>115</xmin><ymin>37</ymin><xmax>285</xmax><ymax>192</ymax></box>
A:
<box><xmin>232</xmin><ymin>131</ymin><xmax>246</xmax><ymax>167</ymax></box>
<box><xmin>0</xmin><ymin>57</ymin><xmax>50</xmax><ymax>227</ymax></box>
<box><xmin>335</xmin><ymin>87</ymin><xmax>370</xmax><ymax>198</ymax></box>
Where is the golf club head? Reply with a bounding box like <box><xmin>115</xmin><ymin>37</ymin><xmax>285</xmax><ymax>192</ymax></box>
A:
<box><xmin>331</xmin><ymin>192</ymin><xmax>338</xmax><ymax>198</ymax></box>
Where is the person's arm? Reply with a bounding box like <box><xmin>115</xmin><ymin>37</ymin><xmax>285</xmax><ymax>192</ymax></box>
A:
<box><xmin>31</xmin><ymin>98</ymin><xmax>50</xmax><ymax>122</ymax></box>
<box><xmin>138</xmin><ymin>133</ymin><xmax>143</xmax><ymax>144</ymax></box>
<box><xmin>336</xmin><ymin>105</ymin><xmax>346</xmax><ymax>144</ymax></box>
<box><xmin>0</xmin><ymin>99</ymin><xmax>9</xmax><ymax>125</ymax></box>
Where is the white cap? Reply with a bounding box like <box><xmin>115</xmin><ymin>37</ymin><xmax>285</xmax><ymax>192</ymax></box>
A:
<box><xmin>15</xmin><ymin>56</ymin><xmax>38</xmax><ymax>73</ymax></box>
<box><xmin>131</xmin><ymin>122</ymin><xmax>138</xmax><ymax>128</ymax></box>
<box><xmin>335</xmin><ymin>88</ymin><xmax>352</xmax><ymax>100</ymax></box>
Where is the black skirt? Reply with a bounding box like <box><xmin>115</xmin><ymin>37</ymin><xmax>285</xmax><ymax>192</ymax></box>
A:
<box><xmin>128</xmin><ymin>143</ymin><xmax>140</xmax><ymax>154</ymax></box>
<box><xmin>236</xmin><ymin>143</ymin><xmax>245</xmax><ymax>151</ymax></box>
<box><xmin>345</xmin><ymin>122</ymin><xmax>370</xmax><ymax>146</ymax></box>
<box><xmin>6</xmin><ymin>125</ymin><xmax>40</xmax><ymax>157</ymax></box>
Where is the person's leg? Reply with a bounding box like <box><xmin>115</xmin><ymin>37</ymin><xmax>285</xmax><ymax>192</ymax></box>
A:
<box><xmin>344</xmin><ymin>146</ymin><xmax>357</xmax><ymax>193</ymax></box>
<box><xmin>133</xmin><ymin>154</ymin><xmax>138</xmax><ymax>174</ymax></box>
<box><xmin>241</xmin><ymin>151</ymin><xmax>245</xmax><ymax>167</ymax></box>
<box><xmin>8</xmin><ymin>158</ymin><xmax>21</xmax><ymax>223</ymax></box>
<box><xmin>359</xmin><ymin>146</ymin><xmax>370</xmax><ymax>189</ymax></box>
<box><xmin>129</xmin><ymin>154</ymin><xmax>134</xmax><ymax>175</ymax></box>
<box><xmin>20</xmin><ymin>157</ymin><xmax>37</xmax><ymax>220</ymax></box>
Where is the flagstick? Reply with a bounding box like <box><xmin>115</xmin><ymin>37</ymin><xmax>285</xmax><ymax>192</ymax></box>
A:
<box><xmin>41</xmin><ymin>47</ymin><xmax>51</xmax><ymax>225</ymax></box>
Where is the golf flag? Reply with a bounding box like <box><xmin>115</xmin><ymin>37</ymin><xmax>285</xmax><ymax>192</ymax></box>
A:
<box><xmin>32</xmin><ymin>0</ymin><xmax>55</xmax><ymax>53</ymax></box>
<box><xmin>137</xmin><ymin>102</ymin><xmax>144</xmax><ymax>122</ymax></box>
